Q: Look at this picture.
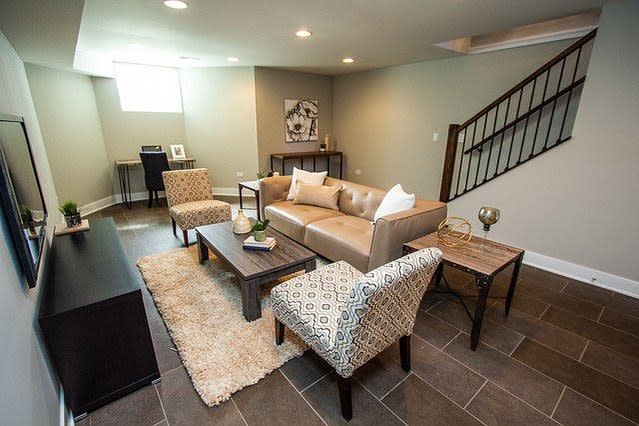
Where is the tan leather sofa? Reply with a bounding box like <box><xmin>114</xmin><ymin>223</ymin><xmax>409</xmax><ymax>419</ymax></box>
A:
<box><xmin>259</xmin><ymin>175</ymin><xmax>447</xmax><ymax>272</ymax></box>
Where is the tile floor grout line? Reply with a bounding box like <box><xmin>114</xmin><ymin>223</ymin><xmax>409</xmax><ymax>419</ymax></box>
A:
<box><xmin>415</xmin><ymin>333</ymin><xmax>570</xmax><ymax>422</ymax></box>
<box><xmin>299</xmin><ymin>371</ymin><xmax>332</xmax><ymax>393</ymax></box>
<box><xmin>565</xmin><ymin>386</ymin><xmax>639</xmax><ymax>426</ymax></box>
<box><xmin>559</xmin><ymin>280</ymin><xmax>570</xmax><ymax>293</ymax></box>
<box><xmin>230</xmin><ymin>397</ymin><xmax>249</xmax><ymax>426</ymax></box>
<box><xmin>279</xmin><ymin>369</ymin><xmax>328</xmax><ymax>426</ymax></box>
<box><xmin>153</xmin><ymin>384</ymin><xmax>169</xmax><ymax>426</ymax></box>
<box><xmin>537</xmin><ymin>304</ymin><xmax>551</xmax><ymax>319</ymax></box>
<box><xmin>441</xmin><ymin>331</ymin><xmax>462</xmax><ymax>351</ymax></box>
<box><xmin>379</xmin><ymin>371</ymin><xmax>412</xmax><ymax>400</ymax></box>
<box><xmin>410</xmin><ymin>371</ymin><xmax>487</xmax><ymax>426</ymax></box>
<box><xmin>596</xmin><ymin>305</ymin><xmax>605</xmax><ymax>322</ymax></box>
<box><xmin>422</xmin><ymin>298</ymin><xmax>443</xmax><ymax>313</ymax></box>
<box><xmin>543</xmin><ymin>303</ymin><xmax>639</xmax><ymax>339</ymax></box>
<box><xmin>463</xmin><ymin>379</ymin><xmax>488</xmax><ymax>409</ymax></box>
<box><xmin>550</xmin><ymin>386</ymin><xmax>566</xmax><ymax>419</ymax></box>
<box><xmin>508</xmin><ymin>335</ymin><xmax>525</xmax><ymax>357</ymax></box>
<box><xmin>356</xmin><ymin>377</ymin><xmax>408</xmax><ymax>426</ymax></box>
<box><xmin>578</xmin><ymin>340</ymin><xmax>590</xmax><ymax>362</ymax></box>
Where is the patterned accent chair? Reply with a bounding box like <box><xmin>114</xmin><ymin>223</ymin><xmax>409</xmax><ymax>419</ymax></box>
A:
<box><xmin>271</xmin><ymin>247</ymin><xmax>442</xmax><ymax>420</ymax></box>
<box><xmin>162</xmin><ymin>168</ymin><xmax>232</xmax><ymax>247</ymax></box>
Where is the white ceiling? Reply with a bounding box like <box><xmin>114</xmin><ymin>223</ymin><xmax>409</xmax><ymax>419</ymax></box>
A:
<box><xmin>1</xmin><ymin>0</ymin><xmax>603</xmax><ymax>77</ymax></box>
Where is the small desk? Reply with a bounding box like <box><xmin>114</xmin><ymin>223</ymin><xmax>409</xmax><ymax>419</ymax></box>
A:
<box><xmin>404</xmin><ymin>232</ymin><xmax>524</xmax><ymax>351</ymax></box>
<box><xmin>115</xmin><ymin>157</ymin><xmax>196</xmax><ymax>208</ymax></box>
<box><xmin>238</xmin><ymin>180</ymin><xmax>261</xmax><ymax>221</ymax></box>
<box><xmin>270</xmin><ymin>151</ymin><xmax>343</xmax><ymax>179</ymax></box>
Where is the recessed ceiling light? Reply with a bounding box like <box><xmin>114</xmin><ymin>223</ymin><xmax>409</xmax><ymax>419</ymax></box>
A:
<box><xmin>296</xmin><ymin>29</ymin><xmax>312</xmax><ymax>38</ymax></box>
<box><xmin>226</xmin><ymin>57</ymin><xmax>239</xmax><ymax>62</ymax></box>
<box><xmin>128</xmin><ymin>43</ymin><xmax>144</xmax><ymax>49</ymax></box>
<box><xmin>164</xmin><ymin>0</ymin><xmax>189</xmax><ymax>9</ymax></box>
<box><xmin>342</xmin><ymin>57</ymin><xmax>354</xmax><ymax>63</ymax></box>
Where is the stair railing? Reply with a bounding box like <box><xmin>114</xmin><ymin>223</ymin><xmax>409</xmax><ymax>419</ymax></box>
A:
<box><xmin>439</xmin><ymin>29</ymin><xmax>597</xmax><ymax>202</ymax></box>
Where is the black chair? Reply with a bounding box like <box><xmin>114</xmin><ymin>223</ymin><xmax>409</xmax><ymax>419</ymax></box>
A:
<box><xmin>141</xmin><ymin>145</ymin><xmax>163</xmax><ymax>152</ymax></box>
<box><xmin>139</xmin><ymin>152</ymin><xmax>170</xmax><ymax>208</ymax></box>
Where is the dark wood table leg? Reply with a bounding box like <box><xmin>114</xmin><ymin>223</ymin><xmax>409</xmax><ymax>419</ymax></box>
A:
<box><xmin>240</xmin><ymin>278</ymin><xmax>261</xmax><ymax>321</ymax></box>
<box><xmin>339</xmin><ymin>153</ymin><xmax>343</xmax><ymax>179</ymax></box>
<box><xmin>434</xmin><ymin>263</ymin><xmax>443</xmax><ymax>288</ymax></box>
<box><xmin>305</xmin><ymin>258</ymin><xmax>317</xmax><ymax>273</ymax></box>
<box><xmin>255</xmin><ymin>188</ymin><xmax>261</xmax><ymax>221</ymax></box>
<box><xmin>505</xmin><ymin>253</ymin><xmax>524</xmax><ymax>317</ymax></box>
<box><xmin>197</xmin><ymin>233</ymin><xmax>209</xmax><ymax>264</ymax></box>
<box><xmin>238</xmin><ymin>183</ymin><xmax>244</xmax><ymax>210</ymax></box>
<box><xmin>327</xmin><ymin>156</ymin><xmax>331</xmax><ymax>177</ymax></box>
<box><xmin>471</xmin><ymin>274</ymin><xmax>493</xmax><ymax>351</ymax></box>
<box><xmin>270</xmin><ymin>155</ymin><xmax>274</xmax><ymax>173</ymax></box>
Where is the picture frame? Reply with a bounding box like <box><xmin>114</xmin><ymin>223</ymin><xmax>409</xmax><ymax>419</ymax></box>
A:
<box><xmin>284</xmin><ymin>99</ymin><xmax>319</xmax><ymax>143</ymax></box>
<box><xmin>170</xmin><ymin>144</ymin><xmax>186</xmax><ymax>159</ymax></box>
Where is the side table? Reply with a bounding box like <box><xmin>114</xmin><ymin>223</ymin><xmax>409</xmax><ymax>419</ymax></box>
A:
<box><xmin>404</xmin><ymin>232</ymin><xmax>524</xmax><ymax>351</ymax></box>
<box><xmin>238</xmin><ymin>180</ymin><xmax>261</xmax><ymax>221</ymax></box>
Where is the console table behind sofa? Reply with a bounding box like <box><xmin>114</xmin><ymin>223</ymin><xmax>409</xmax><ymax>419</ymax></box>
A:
<box><xmin>270</xmin><ymin>151</ymin><xmax>343</xmax><ymax>178</ymax></box>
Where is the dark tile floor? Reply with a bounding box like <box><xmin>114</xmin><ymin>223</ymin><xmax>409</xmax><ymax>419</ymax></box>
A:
<box><xmin>78</xmin><ymin>199</ymin><xmax>639</xmax><ymax>426</ymax></box>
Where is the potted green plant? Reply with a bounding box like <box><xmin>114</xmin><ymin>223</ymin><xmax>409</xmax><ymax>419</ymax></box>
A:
<box><xmin>59</xmin><ymin>201</ymin><xmax>82</xmax><ymax>228</ymax></box>
<box><xmin>251</xmin><ymin>219</ymin><xmax>270</xmax><ymax>242</ymax></box>
<box><xmin>256</xmin><ymin>170</ymin><xmax>266</xmax><ymax>180</ymax></box>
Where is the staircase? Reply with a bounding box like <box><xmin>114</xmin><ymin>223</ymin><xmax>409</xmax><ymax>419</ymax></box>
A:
<box><xmin>439</xmin><ymin>30</ymin><xmax>597</xmax><ymax>202</ymax></box>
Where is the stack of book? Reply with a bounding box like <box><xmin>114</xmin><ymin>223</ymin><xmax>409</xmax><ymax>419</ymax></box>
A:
<box><xmin>243</xmin><ymin>236</ymin><xmax>277</xmax><ymax>251</ymax></box>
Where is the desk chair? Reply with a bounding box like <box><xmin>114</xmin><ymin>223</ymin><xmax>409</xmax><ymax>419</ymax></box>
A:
<box><xmin>139</xmin><ymin>152</ymin><xmax>170</xmax><ymax>208</ymax></box>
<box><xmin>141</xmin><ymin>145</ymin><xmax>163</xmax><ymax>152</ymax></box>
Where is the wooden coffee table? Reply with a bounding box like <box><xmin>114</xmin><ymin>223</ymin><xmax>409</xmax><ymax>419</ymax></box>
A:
<box><xmin>404</xmin><ymin>232</ymin><xmax>524</xmax><ymax>351</ymax></box>
<box><xmin>196</xmin><ymin>222</ymin><xmax>317</xmax><ymax>321</ymax></box>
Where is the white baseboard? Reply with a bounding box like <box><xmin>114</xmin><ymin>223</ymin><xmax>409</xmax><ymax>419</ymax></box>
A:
<box><xmin>523</xmin><ymin>250</ymin><xmax>639</xmax><ymax>299</ymax></box>
<box><xmin>81</xmin><ymin>188</ymin><xmax>247</xmax><ymax>216</ymax></box>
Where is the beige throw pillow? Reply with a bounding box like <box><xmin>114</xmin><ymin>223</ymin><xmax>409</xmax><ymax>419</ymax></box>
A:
<box><xmin>293</xmin><ymin>182</ymin><xmax>341</xmax><ymax>210</ymax></box>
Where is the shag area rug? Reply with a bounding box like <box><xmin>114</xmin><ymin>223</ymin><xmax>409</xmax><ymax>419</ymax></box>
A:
<box><xmin>137</xmin><ymin>246</ymin><xmax>307</xmax><ymax>406</ymax></box>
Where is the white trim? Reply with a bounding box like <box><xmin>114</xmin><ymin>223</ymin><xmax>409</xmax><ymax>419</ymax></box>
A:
<box><xmin>523</xmin><ymin>250</ymin><xmax>639</xmax><ymax>299</ymax></box>
<box><xmin>79</xmin><ymin>187</ymin><xmax>247</xmax><ymax>216</ymax></box>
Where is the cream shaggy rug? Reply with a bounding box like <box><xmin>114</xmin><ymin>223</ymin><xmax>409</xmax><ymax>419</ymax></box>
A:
<box><xmin>137</xmin><ymin>246</ymin><xmax>307</xmax><ymax>406</ymax></box>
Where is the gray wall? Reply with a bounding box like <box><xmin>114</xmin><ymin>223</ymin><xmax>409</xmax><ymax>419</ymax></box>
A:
<box><xmin>0</xmin><ymin>31</ymin><xmax>61</xmax><ymax>425</ymax></box>
<box><xmin>26</xmin><ymin>64</ymin><xmax>112</xmax><ymax>206</ymax></box>
<box><xmin>449</xmin><ymin>0</ymin><xmax>639</xmax><ymax>283</ymax></box>
<box><xmin>255</xmin><ymin>67</ymin><xmax>333</xmax><ymax>174</ymax></box>
<box><xmin>92</xmin><ymin>76</ymin><xmax>188</xmax><ymax>194</ymax></box>
<box><xmin>180</xmin><ymin>67</ymin><xmax>259</xmax><ymax>188</ymax></box>
<box><xmin>332</xmin><ymin>40</ymin><xmax>573</xmax><ymax>198</ymax></box>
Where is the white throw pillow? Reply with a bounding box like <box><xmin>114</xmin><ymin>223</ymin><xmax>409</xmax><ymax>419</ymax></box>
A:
<box><xmin>373</xmin><ymin>184</ymin><xmax>416</xmax><ymax>222</ymax></box>
<box><xmin>286</xmin><ymin>167</ymin><xmax>328</xmax><ymax>200</ymax></box>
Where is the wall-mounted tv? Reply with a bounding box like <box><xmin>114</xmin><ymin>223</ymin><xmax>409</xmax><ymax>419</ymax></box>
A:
<box><xmin>0</xmin><ymin>113</ymin><xmax>47</xmax><ymax>288</ymax></box>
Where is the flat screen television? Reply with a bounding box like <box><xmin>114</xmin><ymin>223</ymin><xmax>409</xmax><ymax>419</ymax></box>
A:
<box><xmin>0</xmin><ymin>113</ymin><xmax>47</xmax><ymax>288</ymax></box>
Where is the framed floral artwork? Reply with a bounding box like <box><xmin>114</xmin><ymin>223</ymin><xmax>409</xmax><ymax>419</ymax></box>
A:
<box><xmin>284</xmin><ymin>99</ymin><xmax>318</xmax><ymax>142</ymax></box>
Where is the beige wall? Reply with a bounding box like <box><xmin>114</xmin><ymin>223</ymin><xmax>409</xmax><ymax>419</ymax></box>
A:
<box><xmin>92</xmin><ymin>76</ymin><xmax>188</xmax><ymax>194</ymax></box>
<box><xmin>26</xmin><ymin>64</ymin><xmax>112</xmax><ymax>206</ymax></box>
<box><xmin>333</xmin><ymin>40</ymin><xmax>573</xmax><ymax>198</ymax></box>
<box><xmin>333</xmin><ymin>0</ymin><xmax>639</xmax><ymax>286</ymax></box>
<box><xmin>0</xmin><ymin>31</ymin><xmax>60</xmax><ymax>425</ymax></box>
<box><xmin>449</xmin><ymin>0</ymin><xmax>639</xmax><ymax>284</ymax></box>
<box><xmin>180</xmin><ymin>67</ymin><xmax>259</xmax><ymax>188</ymax></box>
<box><xmin>255</xmin><ymin>67</ymin><xmax>333</xmax><ymax>174</ymax></box>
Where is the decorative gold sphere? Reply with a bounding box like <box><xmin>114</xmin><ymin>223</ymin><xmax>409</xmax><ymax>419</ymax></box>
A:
<box><xmin>437</xmin><ymin>217</ymin><xmax>473</xmax><ymax>248</ymax></box>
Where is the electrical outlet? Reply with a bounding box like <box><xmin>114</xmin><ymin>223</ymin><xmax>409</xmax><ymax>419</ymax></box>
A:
<box><xmin>236</xmin><ymin>171</ymin><xmax>244</xmax><ymax>177</ymax></box>
<box><xmin>355</xmin><ymin>169</ymin><xmax>362</xmax><ymax>175</ymax></box>
<box><xmin>432</xmin><ymin>132</ymin><xmax>439</xmax><ymax>142</ymax></box>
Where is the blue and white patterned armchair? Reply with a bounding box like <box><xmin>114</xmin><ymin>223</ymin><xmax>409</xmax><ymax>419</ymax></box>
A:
<box><xmin>271</xmin><ymin>247</ymin><xmax>442</xmax><ymax>420</ymax></box>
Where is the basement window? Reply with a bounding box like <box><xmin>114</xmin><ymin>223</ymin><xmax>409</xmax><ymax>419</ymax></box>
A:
<box><xmin>113</xmin><ymin>63</ymin><xmax>183</xmax><ymax>113</ymax></box>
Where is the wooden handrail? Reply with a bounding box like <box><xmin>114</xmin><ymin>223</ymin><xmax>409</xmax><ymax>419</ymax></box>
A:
<box><xmin>458</xmin><ymin>29</ymin><xmax>597</xmax><ymax>130</ymax></box>
<box><xmin>463</xmin><ymin>76</ymin><xmax>586</xmax><ymax>154</ymax></box>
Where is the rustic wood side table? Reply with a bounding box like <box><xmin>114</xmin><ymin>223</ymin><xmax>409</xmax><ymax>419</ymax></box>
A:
<box><xmin>238</xmin><ymin>180</ymin><xmax>261</xmax><ymax>220</ymax></box>
<box><xmin>404</xmin><ymin>232</ymin><xmax>524</xmax><ymax>350</ymax></box>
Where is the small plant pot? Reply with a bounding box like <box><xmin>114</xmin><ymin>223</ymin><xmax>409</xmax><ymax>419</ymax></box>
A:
<box><xmin>253</xmin><ymin>230</ymin><xmax>267</xmax><ymax>242</ymax></box>
<box><xmin>65</xmin><ymin>213</ymin><xmax>82</xmax><ymax>228</ymax></box>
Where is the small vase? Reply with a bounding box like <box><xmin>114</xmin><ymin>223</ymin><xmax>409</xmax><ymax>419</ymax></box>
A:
<box><xmin>65</xmin><ymin>213</ymin><xmax>82</xmax><ymax>228</ymax></box>
<box><xmin>253</xmin><ymin>229</ymin><xmax>267</xmax><ymax>242</ymax></box>
<box><xmin>233</xmin><ymin>210</ymin><xmax>252</xmax><ymax>234</ymax></box>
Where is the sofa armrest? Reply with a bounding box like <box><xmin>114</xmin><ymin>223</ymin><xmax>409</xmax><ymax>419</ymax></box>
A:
<box><xmin>259</xmin><ymin>175</ymin><xmax>292</xmax><ymax>218</ymax></box>
<box><xmin>367</xmin><ymin>200</ymin><xmax>447</xmax><ymax>271</ymax></box>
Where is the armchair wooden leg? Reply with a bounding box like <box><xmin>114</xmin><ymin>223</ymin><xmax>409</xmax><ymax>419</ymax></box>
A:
<box><xmin>171</xmin><ymin>218</ymin><xmax>177</xmax><ymax>236</ymax></box>
<box><xmin>400</xmin><ymin>335</ymin><xmax>411</xmax><ymax>372</ymax></box>
<box><xmin>147</xmin><ymin>191</ymin><xmax>153</xmax><ymax>208</ymax></box>
<box><xmin>275</xmin><ymin>318</ymin><xmax>285</xmax><ymax>345</ymax></box>
<box><xmin>183</xmin><ymin>230</ymin><xmax>189</xmax><ymax>247</ymax></box>
<box><xmin>337</xmin><ymin>375</ymin><xmax>352</xmax><ymax>421</ymax></box>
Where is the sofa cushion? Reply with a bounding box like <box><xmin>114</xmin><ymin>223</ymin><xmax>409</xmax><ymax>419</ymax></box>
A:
<box><xmin>294</xmin><ymin>182</ymin><xmax>341</xmax><ymax>210</ymax></box>
<box><xmin>324</xmin><ymin>177</ymin><xmax>386</xmax><ymax>221</ymax></box>
<box><xmin>265</xmin><ymin>201</ymin><xmax>344</xmax><ymax>241</ymax></box>
<box><xmin>304</xmin><ymin>216</ymin><xmax>374</xmax><ymax>272</ymax></box>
